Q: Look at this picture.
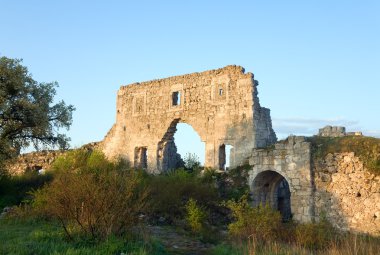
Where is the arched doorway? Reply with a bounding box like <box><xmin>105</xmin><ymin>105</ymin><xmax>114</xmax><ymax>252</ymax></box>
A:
<box><xmin>251</xmin><ymin>170</ymin><xmax>291</xmax><ymax>221</ymax></box>
<box><xmin>157</xmin><ymin>118</ymin><xmax>205</xmax><ymax>172</ymax></box>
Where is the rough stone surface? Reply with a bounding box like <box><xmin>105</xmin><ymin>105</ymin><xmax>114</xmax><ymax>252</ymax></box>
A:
<box><xmin>318</xmin><ymin>126</ymin><xmax>346</xmax><ymax>137</ymax></box>
<box><xmin>5</xmin><ymin>150</ymin><xmax>64</xmax><ymax>175</ymax></box>
<box><xmin>248</xmin><ymin>135</ymin><xmax>380</xmax><ymax>235</ymax></box>
<box><xmin>314</xmin><ymin>152</ymin><xmax>380</xmax><ymax>235</ymax></box>
<box><xmin>318</xmin><ymin>125</ymin><xmax>363</xmax><ymax>137</ymax></box>
<box><xmin>100</xmin><ymin>65</ymin><xmax>276</xmax><ymax>173</ymax></box>
<box><xmin>248</xmin><ymin>136</ymin><xmax>313</xmax><ymax>223</ymax></box>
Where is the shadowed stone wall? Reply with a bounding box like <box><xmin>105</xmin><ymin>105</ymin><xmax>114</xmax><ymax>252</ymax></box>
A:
<box><xmin>101</xmin><ymin>65</ymin><xmax>276</xmax><ymax>173</ymax></box>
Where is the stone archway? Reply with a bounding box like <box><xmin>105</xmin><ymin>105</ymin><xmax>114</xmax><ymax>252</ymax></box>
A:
<box><xmin>157</xmin><ymin>118</ymin><xmax>207</xmax><ymax>172</ymax></box>
<box><xmin>251</xmin><ymin>170</ymin><xmax>292</xmax><ymax>221</ymax></box>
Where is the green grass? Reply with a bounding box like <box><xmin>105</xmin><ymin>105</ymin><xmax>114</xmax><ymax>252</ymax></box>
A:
<box><xmin>0</xmin><ymin>219</ymin><xmax>166</xmax><ymax>255</ymax></box>
<box><xmin>307</xmin><ymin>136</ymin><xmax>380</xmax><ymax>175</ymax></box>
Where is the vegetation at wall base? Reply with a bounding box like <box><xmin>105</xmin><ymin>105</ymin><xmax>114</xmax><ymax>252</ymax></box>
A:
<box><xmin>1</xmin><ymin>149</ymin><xmax>380</xmax><ymax>254</ymax></box>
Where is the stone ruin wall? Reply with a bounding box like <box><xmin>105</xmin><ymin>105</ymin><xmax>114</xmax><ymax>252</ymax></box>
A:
<box><xmin>318</xmin><ymin>125</ymin><xmax>363</xmax><ymax>137</ymax></box>
<box><xmin>5</xmin><ymin>150</ymin><xmax>64</xmax><ymax>175</ymax></box>
<box><xmin>314</xmin><ymin>152</ymin><xmax>380</xmax><ymax>235</ymax></box>
<box><xmin>101</xmin><ymin>65</ymin><xmax>276</xmax><ymax>173</ymax></box>
<box><xmin>248</xmin><ymin>137</ymin><xmax>380</xmax><ymax>235</ymax></box>
<box><xmin>248</xmin><ymin>136</ymin><xmax>314</xmax><ymax>223</ymax></box>
<box><xmin>4</xmin><ymin>143</ymin><xmax>98</xmax><ymax>175</ymax></box>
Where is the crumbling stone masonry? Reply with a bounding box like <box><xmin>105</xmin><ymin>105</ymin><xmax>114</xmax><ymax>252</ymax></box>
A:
<box><xmin>314</xmin><ymin>152</ymin><xmax>380</xmax><ymax>235</ymax></box>
<box><xmin>5</xmin><ymin>150</ymin><xmax>64</xmax><ymax>175</ymax></box>
<box><xmin>248</xmin><ymin>135</ymin><xmax>380</xmax><ymax>235</ymax></box>
<box><xmin>248</xmin><ymin>136</ymin><xmax>314</xmax><ymax>223</ymax></box>
<box><xmin>101</xmin><ymin>65</ymin><xmax>277</xmax><ymax>173</ymax></box>
<box><xmin>318</xmin><ymin>125</ymin><xmax>363</xmax><ymax>137</ymax></box>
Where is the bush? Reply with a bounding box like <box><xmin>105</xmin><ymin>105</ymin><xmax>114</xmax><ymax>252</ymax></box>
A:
<box><xmin>226</xmin><ymin>197</ymin><xmax>282</xmax><ymax>242</ymax></box>
<box><xmin>183</xmin><ymin>152</ymin><xmax>201</xmax><ymax>171</ymax></box>
<box><xmin>147</xmin><ymin>169</ymin><xmax>219</xmax><ymax>222</ymax></box>
<box><xmin>185</xmin><ymin>198</ymin><xmax>206</xmax><ymax>234</ymax></box>
<box><xmin>0</xmin><ymin>171</ymin><xmax>53</xmax><ymax>209</ymax></box>
<box><xmin>217</xmin><ymin>164</ymin><xmax>251</xmax><ymax>201</ymax></box>
<box><xmin>295</xmin><ymin>216</ymin><xmax>337</xmax><ymax>250</ymax></box>
<box><xmin>31</xmin><ymin>149</ymin><xmax>149</xmax><ymax>240</ymax></box>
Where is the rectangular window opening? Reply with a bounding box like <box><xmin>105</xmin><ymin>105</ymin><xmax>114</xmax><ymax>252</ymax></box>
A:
<box><xmin>219</xmin><ymin>88</ymin><xmax>224</xmax><ymax>96</ymax></box>
<box><xmin>134</xmin><ymin>147</ymin><xmax>148</xmax><ymax>169</ymax></box>
<box><xmin>172</xmin><ymin>91</ymin><xmax>181</xmax><ymax>106</ymax></box>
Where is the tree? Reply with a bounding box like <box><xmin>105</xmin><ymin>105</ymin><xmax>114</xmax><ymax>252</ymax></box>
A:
<box><xmin>0</xmin><ymin>56</ymin><xmax>75</xmax><ymax>160</ymax></box>
<box><xmin>183</xmin><ymin>152</ymin><xmax>201</xmax><ymax>170</ymax></box>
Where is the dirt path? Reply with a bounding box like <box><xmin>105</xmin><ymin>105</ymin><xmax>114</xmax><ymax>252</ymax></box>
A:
<box><xmin>148</xmin><ymin>225</ymin><xmax>215</xmax><ymax>255</ymax></box>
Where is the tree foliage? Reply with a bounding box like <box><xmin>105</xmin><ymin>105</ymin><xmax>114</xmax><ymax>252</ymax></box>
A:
<box><xmin>183</xmin><ymin>152</ymin><xmax>201</xmax><ymax>170</ymax></box>
<box><xmin>0</xmin><ymin>56</ymin><xmax>75</xmax><ymax>160</ymax></box>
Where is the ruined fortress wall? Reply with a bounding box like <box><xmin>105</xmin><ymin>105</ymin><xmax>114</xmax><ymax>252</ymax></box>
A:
<box><xmin>314</xmin><ymin>152</ymin><xmax>380</xmax><ymax>235</ymax></box>
<box><xmin>248</xmin><ymin>136</ymin><xmax>314</xmax><ymax>223</ymax></box>
<box><xmin>5</xmin><ymin>150</ymin><xmax>64</xmax><ymax>175</ymax></box>
<box><xmin>101</xmin><ymin>65</ymin><xmax>276</xmax><ymax>173</ymax></box>
<box><xmin>248</xmin><ymin>137</ymin><xmax>380</xmax><ymax>234</ymax></box>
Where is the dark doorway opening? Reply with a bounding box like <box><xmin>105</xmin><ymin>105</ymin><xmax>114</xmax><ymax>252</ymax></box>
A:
<box><xmin>251</xmin><ymin>170</ymin><xmax>292</xmax><ymax>221</ymax></box>
<box><xmin>218</xmin><ymin>144</ymin><xmax>233</xmax><ymax>171</ymax></box>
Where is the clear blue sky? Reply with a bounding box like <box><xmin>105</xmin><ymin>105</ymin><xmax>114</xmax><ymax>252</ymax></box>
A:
<box><xmin>1</xmin><ymin>1</ymin><xmax>379</xmax><ymax>163</ymax></box>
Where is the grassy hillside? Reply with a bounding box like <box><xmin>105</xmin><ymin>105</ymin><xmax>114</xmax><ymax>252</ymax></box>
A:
<box><xmin>307</xmin><ymin>136</ymin><xmax>380</xmax><ymax>175</ymax></box>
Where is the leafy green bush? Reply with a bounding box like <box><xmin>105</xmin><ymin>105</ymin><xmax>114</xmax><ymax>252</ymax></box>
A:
<box><xmin>31</xmin><ymin>149</ymin><xmax>149</xmax><ymax>240</ymax></box>
<box><xmin>0</xmin><ymin>170</ymin><xmax>53</xmax><ymax>209</ymax></box>
<box><xmin>185</xmin><ymin>198</ymin><xmax>207</xmax><ymax>234</ymax></box>
<box><xmin>147</xmin><ymin>169</ymin><xmax>219</xmax><ymax>222</ymax></box>
<box><xmin>183</xmin><ymin>152</ymin><xmax>201</xmax><ymax>171</ymax></box>
<box><xmin>217</xmin><ymin>164</ymin><xmax>251</xmax><ymax>201</ymax></box>
<box><xmin>226</xmin><ymin>197</ymin><xmax>282</xmax><ymax>242</ymax></box>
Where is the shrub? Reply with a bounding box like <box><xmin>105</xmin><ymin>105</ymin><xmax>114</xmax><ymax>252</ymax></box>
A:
<box><xmin>295</xmin><ymin>216</ymin><xmax>337</xmax><ymax>250</ymax></box>
<box><xmin>31</xmin><ymin>149</ymin><xmax>149</xmax><ymax>240</ymax></box>
<box><xmin>183</xmin><ymin>152</ymin><xmax>201</xmax><ymax>171</ymax></box>
<box><xmin>226</xmin><ymin>196</ymin><xmax>282</xmax><ymax>242</ymax></box>
<box><xmin>185</xmin><ymin>198</ymin><xmax>206</xmax><ymax>234</ymax></box>
<box><xmin>217</xmin><ymin>164</ymin><xmax>251</xmax><ymax>201</ymax></box>
<box><xmin>147</xmin><ymin>169</ymin><xmax>219</xmax><ymax>222</ymax></box>
<box><xmin>0</xmin><ymin>170</ymin><xmax>53</xmax><ymax>209</ymax></box>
